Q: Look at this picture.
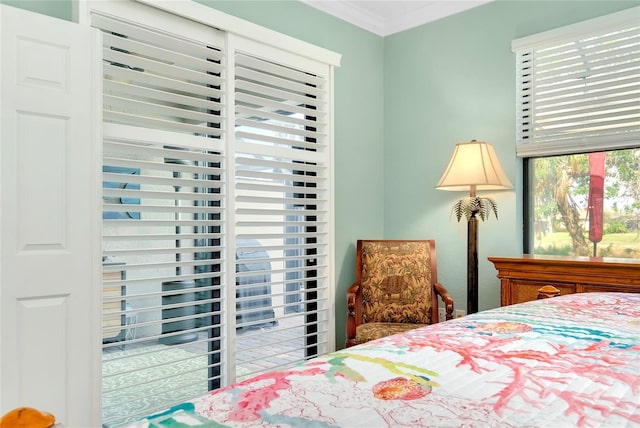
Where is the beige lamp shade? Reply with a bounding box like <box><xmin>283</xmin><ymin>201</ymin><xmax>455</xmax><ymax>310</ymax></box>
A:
<box><xmin>435</xmin><ymin>140</ymin><xmax>513</xmax><ymax>192</ymax></box>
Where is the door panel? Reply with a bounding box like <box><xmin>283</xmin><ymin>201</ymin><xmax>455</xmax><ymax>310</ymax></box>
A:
<box><xmin>1</xmin><ymin>5</ymin><xmax>99</xmax><ymax>426</ymax></box>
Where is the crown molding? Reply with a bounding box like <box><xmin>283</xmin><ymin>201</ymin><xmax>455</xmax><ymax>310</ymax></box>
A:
<box><xmin>301</xmin><ymin>0</ymin><xmax>494</xmax><ymax>36</ymax></box>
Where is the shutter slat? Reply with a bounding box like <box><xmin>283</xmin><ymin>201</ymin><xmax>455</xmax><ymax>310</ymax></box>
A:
<box><xmin>534</xmin><ymin>93</ymin><xmax>639</xmax><ymax>114</ymax></box>
<box><xmin>235</xmin><ymin>130</ymin><xmax>320</xmax><ymax>150</ymax></box>
<box><xmin>105</xmin><ymin>246</ymin><xmax>221</xmax><ymax>257</ymax></box>
<box><xmin>236</xmin><ymin>195</ymin><xmax>320</xmax><ymax>205</ymax></box>
<box><xmin>236</xmin><ymin>168</ymin><xmax>325</xmax><ymax>184</ymax></box>
<box><xmin>236</xmin><ymin>118</ymin><xmax>325</xmax><ymax>140</ymax></box>
<box><xmin>235</xmin><ymin>182</ymin><xmax>325</xmax><ymax>195</ymax></box>
<box><xmin>104</xmin><ymin>94</ymin><xmax>215</xmax><ymax>126</ymax></box>
<box><xmin>105</xmin><ymin>123</ymin><xmax>225</xmax><ymax>153</ymax></box>
<box><xmin>236</xmin><ymin>105</ymin><xmax>324</xmax><ymax>129</ymax></box>
<box><xmin>235</xmin><ymin>66</ymin><xmax>325</xmax><ymax>98</ymax></box>
<box><xmin>104</xmin><ymin>78</ymin><xmax>222</xmax><ymax>112</ymax></box>
<box><xmin>104</xmin><ymin>138</ymin><xmax>224</xmax><ymax>161</ymax></box>
<box><xmin>104</xmin><ymin>110</ymin><xmax>223</xmax><ymax>137</ymax></box>
<box><xmin>235</xmin><ymin>154</ymin><xmax>327</xmax><ymax>173</ymax></box>
<box><xmin>104</xmin><ymin>63</ymin><xmax>223</xmax><ymax>101</ymax></box>
<box><xmin>534</xmin><ymin>75</ymin><xmax>639</xmax><ymax>100</ymax></box>
<box><xmin>103</xmin><ymin>187</ymin><xmax>223</xmax><ymax>202</ymax></box>
<box><xmin>103</xmin><ymin>32</ymin><xmax>224</xmax><ymax>76</ymax></box>
<box><xmin>235</xmin><ymin>92</ymin><xmax>324</xmax><ymax>118</ymax></box>
<box><xmin>236</xmin><ymin>52</ymin><xmax>325</xmax><ymax>86</ymax></box>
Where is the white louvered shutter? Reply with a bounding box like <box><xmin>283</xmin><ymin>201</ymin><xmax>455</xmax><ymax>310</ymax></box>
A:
<box><xmin>232</xmin><ymin>43</ymin><xmax>332</xmax><ymax>377</ymax></box>
<box><xmin>89</xmin><ymin>2</ymin><xmax>338</xmax><ymax>426</ymax></box>
<box><xmin>514</xmin><ymin>6</ymin><xmax>640</xmax><ymax>157</ymax></box>
<box><xmin>93</xmin><ymin>10</ymin><xmax>226</xmax><ymax>427</ymax></box>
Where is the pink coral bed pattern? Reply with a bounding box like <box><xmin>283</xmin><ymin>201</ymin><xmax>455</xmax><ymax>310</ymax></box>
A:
<box><xmin>141</xmin><ymin>293</ymin><xmax>640</xmax><ymax>427</ymax></box>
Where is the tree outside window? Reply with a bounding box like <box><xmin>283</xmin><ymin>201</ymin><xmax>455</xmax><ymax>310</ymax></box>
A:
<box><xmin>528</xmin><ymin>148</ymin><xmax>640</xmax><ymax>258</ymax></box>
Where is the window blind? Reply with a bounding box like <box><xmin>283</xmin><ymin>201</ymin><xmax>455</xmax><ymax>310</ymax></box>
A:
<box><xmin>232</xmin><ymin>48</ymin><xmax>332</xmax><ymax>377</ymax></box>
<box><xmin>90</xmin><ymin>2</ymin><xmax>338</xmax><ymax>427</ymax></box>
<box><xmin>513</xmin><ymin>6</ymin><xmax>640</xmax><ymax>157</ymax></box>
<box><xmin>94</xmin><ymin>10</ymin><xmax>226</xmax><ymax>427</ymax></box>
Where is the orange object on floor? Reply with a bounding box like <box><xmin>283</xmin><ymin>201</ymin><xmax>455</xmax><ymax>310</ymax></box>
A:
<box><xmin>0</xmin><ymin>407</ymin><xmax>55</xmax><ymax>428</ymax></box>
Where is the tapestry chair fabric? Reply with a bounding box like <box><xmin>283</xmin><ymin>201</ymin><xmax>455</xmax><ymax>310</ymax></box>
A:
<box><xmin>346</xmin><ymin>240</ymin><xmax>454</xmax><ymax>347</ymax></box>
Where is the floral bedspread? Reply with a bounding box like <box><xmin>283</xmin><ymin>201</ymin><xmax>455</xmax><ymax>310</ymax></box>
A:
<box><xmin>130</xmin><ymin>292</ymin><xmax>640</xmax><ymax>427</ymax></box>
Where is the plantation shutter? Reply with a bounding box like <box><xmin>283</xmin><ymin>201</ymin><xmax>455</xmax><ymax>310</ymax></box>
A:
<box><xmin>89</xmin><ymin>1</ymin><xmax>338</xmax><ymax>426</ymax></box>
<box><xmin>513</xmin><ymin>6</ymin><xmax>640</xmax><ymax>157</ymax></box>
<box><xmin>232</xmin><ymin>42</ymin><xmax>332</xmax><ymax>377</ymax></box>
<box><xmin>93</xmin><ymin>9</ymin><xmax>226</xmax><ymax>427</ymax></box>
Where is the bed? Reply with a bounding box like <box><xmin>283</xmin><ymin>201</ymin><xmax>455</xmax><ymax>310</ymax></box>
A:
<box><xmin>123</xmin><ymin>292</ymin><xmax>640</xmax><ymax>427</ymax></box>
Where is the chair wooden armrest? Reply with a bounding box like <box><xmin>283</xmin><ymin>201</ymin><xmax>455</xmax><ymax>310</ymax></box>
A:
<box><xmin>347</xmin><ymin>282</ymin><xmax>359</xmax><ymax>309</ymax></box>
<box><xmin>434</xmin><ymin>282</ymin><xmax>454</xmax><ymax>321</ymax></box>
<box><xmin>346</xmin><ymin>282</ymin><xmax>360</xmax><ymax>347</ymax></box>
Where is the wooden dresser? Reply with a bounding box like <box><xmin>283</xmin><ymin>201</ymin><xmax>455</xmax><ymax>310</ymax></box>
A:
<box><xmin>488</xmin><ymin>255</ymin><xmax>640</xmax><ymax>306</ymax></box>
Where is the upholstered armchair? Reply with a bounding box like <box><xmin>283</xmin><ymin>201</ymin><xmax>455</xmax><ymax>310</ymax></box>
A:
<box><xmin>346</xmin><ymin>240</ymin><xmax>454</xmax><ymax>347</ymax></box>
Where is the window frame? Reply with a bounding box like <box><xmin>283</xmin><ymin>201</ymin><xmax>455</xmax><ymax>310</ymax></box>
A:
<box><xmin>514</xmin><ymin>6</ymin><xmax>639</xmax><ymax>256</ymax></box>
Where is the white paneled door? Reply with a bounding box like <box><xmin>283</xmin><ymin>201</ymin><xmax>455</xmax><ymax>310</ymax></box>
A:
<box><xmin>0</xmin><ymin>5</ymin><xmax>100</xmax><ymax>426</ymax></box>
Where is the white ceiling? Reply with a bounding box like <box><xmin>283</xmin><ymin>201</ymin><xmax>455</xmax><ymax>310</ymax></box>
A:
<box><xmin>301</xmin><ymin>0</ymin><xmax>494</xmax><ymax>36</ymax></box>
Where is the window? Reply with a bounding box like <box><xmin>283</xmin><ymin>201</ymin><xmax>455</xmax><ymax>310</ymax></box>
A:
<box><xmin>526</xmin><ymin>148</ymin><xmax>640</xmax><ymax>257</ymax></box>
<box><xmin>89</xmin><ymin>2</ymin><xmax>339</xmax><ymax>426</ymax></box>
<box><xmin>233</xmin><ymin>49</ymin><xmax>332</xmax><ymax>370</ymax></box>
<box><xmin>513</xmin><ymin>7</ymin><xmax>640</xmax><ymax>258</ymax></box>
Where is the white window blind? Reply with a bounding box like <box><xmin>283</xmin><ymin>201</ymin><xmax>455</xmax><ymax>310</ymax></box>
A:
<box><xmin>89</xmin><ymin>2</ymin><xmax>338</xmax><ymax>427</ymax></box>
<box><xmin>94</xmin><ymin>9</ymin><xmax>227</xmax><ymax>427</ymax></box>
<box><xmin>232</xmin><ymin>46</ymin><xmax>332</xmax><ymax>377</ymax></box>
<box><xmin>513</xmin><ymin>6</ymin><xmax>640</xmax><ymax>157</ymax></box>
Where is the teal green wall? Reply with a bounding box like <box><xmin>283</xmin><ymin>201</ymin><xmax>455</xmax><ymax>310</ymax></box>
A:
<box><xmin>383</xmin><ymin>0</ymin><xmax>638</xmax><ymax>318</ymax></box>
<box><xmin>5</xmin><ymin>0</ymin><xmax>637</xmax><ymax>348</ymax></box>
